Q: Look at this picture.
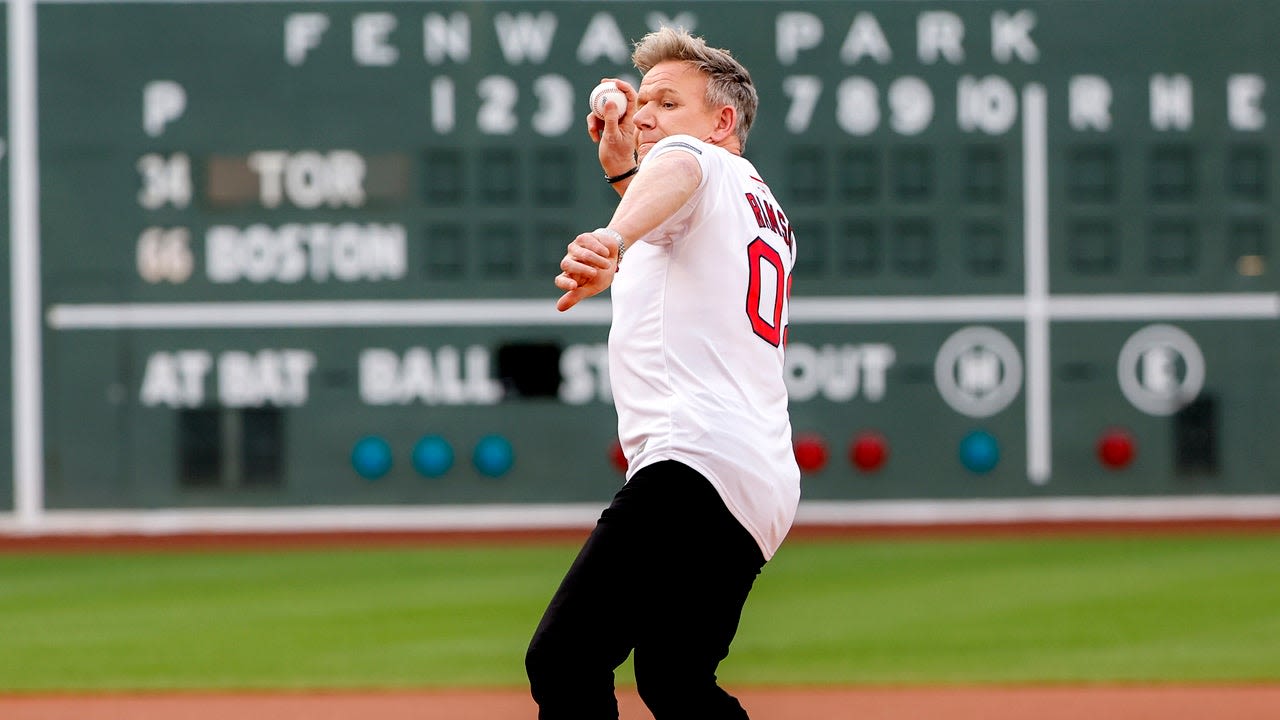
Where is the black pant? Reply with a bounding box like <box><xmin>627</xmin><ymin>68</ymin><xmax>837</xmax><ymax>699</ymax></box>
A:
<box><xmin>526</xmin><ymin>461</ymin><xmax>767</xmax><ymax>720</ymax></box>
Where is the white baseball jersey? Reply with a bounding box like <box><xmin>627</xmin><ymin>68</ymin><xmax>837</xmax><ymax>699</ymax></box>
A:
<box><xmin>609</xmin><ymin>134</ymin><xmax>800</xmax><ymax>560</ymax></box>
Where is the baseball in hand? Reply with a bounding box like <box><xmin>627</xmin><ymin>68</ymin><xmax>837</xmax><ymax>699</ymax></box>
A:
<box><xmin>590</xmin><ymin>81</ymin><xmax>626</xmax><ymax>119</ymax></box>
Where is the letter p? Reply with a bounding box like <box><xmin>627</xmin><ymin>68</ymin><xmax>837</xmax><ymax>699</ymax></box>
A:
<box><xmin>776</xmin><ymin>12</ymin><xmax>823</xmax><ymax>65</ymax></box>
<box><xmin>143</xmin><ymin>81</ymin><xmax>186</xmax><ymax>138</ymax></box>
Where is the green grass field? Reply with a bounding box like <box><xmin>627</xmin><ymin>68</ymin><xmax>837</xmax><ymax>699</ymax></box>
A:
<box><xmin>1</xmin><ymin>532</ymin><xmax>1278</xmax><ymax>691</ymax></box>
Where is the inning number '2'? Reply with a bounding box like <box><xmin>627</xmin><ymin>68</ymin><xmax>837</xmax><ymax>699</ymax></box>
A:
<box><xmin>746</xmin><ymin>237</ymin><xmax>789</xmax><ymax>347</ymax></box>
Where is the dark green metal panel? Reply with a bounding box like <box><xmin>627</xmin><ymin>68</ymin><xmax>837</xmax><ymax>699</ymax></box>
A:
<box><xmin>31</xmin><ymin>1</ymin><xmax>1280</xmax><ymax>509</ymax></box>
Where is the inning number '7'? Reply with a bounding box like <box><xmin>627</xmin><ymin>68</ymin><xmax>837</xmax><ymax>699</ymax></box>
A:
<box><xmin>746</xmin><ymin>237</ymin><xmax>790</xmax><ymax>347</ymax></box>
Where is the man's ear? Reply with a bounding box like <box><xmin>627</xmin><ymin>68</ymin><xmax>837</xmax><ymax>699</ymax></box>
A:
<box><xmin>707</xmin><ymin>105</ymin><xmax>738</xmax><ymax>146</ymax></box>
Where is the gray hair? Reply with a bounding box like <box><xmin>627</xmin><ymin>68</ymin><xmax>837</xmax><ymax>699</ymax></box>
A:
<box><xmin>632</xmin><ymin>27</ymin><xmax>758</xmax><ymax>151</ymax></box>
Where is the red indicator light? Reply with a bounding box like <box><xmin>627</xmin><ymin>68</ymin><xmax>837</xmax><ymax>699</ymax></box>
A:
<box><xmin>1097</xmin><ymin>429</ymin><xmax>1136</xmax><ymax>469</ymax></box>
<box><xmin>793</xmin><ymin>434</ymin><xmax>829</xmax><ymax>474</ymax></box>
<box><xmin>850</xmin><ymin>432</ymin><xmax>889</xmax><ymax>472</ymax></box>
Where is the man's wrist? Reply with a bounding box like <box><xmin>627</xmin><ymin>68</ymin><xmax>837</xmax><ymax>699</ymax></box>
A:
<box><xmin>592</xmin><ymin>227</ymin><xmax>626</xmax><ymax>267</ymax></box>
<box><xmin>604</xmin><ymin>166</ymin><xmax>639</xmax><ymax>184</ymax></box>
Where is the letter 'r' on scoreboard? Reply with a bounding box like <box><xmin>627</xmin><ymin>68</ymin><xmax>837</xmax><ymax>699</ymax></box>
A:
<box><xmin>5</xmin><ymin>1</ymin><xmax>1278</xmax><ymax>523</ymax></box>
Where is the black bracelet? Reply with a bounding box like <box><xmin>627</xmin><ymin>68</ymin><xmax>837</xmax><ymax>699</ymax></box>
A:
<box><xmin>605</xmin><ymin>166</ymin><xmax>639</xmax><ymax>184</ymax></box>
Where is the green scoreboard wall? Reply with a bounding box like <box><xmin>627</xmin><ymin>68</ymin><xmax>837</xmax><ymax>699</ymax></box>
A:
<box><xmin>11</xmin><ymin>0</ymin><xmax>1280</xmax><ymax>513</ymax></box>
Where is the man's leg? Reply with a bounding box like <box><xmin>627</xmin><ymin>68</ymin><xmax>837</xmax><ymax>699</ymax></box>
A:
<box><xmin>526</xmin><ymin>480</ymin><xmax>649</xmax><ymax>719</ymax></box>
<box><xmin>629</xmin><ymin>463</ymin><xmax>767</xmax><ymax>720</ymax></box>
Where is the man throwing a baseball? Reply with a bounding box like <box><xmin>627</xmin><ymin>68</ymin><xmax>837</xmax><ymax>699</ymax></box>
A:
<box><xmin>526</xmin><ymin>26</ymin><xmax>800</xmax><ymax>720</ymax></box>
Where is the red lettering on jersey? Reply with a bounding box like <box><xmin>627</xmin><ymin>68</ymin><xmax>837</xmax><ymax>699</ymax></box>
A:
<box><xmin>744</xmin><ymin>192</ymin><xmax>768</xmax><ymax>228</ymax></box>
<box><xmin>745</xmin><ymin>191</ymin><xmax>793</xmax><ymax>251</ymax></box>
<box><xmin>775</xmin><ymin>208</ymin><xmax>793</xmax><ymax>249</ymax></box>
<box><xmin>761</xmin><ymin>199</ymin><xmax>781</xmax><ymax>237</ymax></box>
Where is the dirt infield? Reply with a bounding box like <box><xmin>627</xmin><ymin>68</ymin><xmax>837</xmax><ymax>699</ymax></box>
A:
<box><xmin>4</xmin><ymin>686</ymin><xmax>1280</xmax><ymax>720</ymax></box>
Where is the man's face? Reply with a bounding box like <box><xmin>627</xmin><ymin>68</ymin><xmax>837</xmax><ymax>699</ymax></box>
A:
<box><xmin>633</xmin><ymin>60</ymin><xmax>717</xmax><ymax>162</ymax></box>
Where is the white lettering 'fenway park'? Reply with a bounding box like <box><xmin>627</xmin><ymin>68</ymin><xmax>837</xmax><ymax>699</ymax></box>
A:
<box><xmin>279</xmin><ymin>8</ymin><xmax>1268</xmax><ymax>138</ymax></box>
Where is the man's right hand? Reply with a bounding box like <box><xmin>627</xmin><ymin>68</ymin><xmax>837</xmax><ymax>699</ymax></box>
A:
<box><xmin>587</xmin><ymin>77</ymin><xmax>638</xmax><ymax>180</ymax></box>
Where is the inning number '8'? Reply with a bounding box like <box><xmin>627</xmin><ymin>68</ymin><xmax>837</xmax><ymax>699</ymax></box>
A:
<box><xmin>746</xmin><ymin>237</ymin><xmax>790</xmax><ymax>347</ymax></box>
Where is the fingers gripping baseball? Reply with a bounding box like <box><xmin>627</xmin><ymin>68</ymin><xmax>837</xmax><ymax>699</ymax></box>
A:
<box><xmin>586</xmin><ymin>78</ymin><xmax>637</xmax><ymax>172</ymax></box>
<box><xmin>586</xmin><ymin>79</ymin><xmax>631</xmax><ymax>139</ymax></box>
<box><xmin>590</xmin><ymin>81</ymin><xmax>627</xmax><ymax>121</ymax></box>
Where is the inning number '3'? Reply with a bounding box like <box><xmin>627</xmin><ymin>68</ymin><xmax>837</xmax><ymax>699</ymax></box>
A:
<box><xmin>746</xmin><ymin>237</ymin><xmax>790</xmax><ymax>347</ymax></box>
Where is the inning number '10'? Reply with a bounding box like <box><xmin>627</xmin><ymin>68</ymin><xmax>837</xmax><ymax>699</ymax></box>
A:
<box><xmin>746</xmin><ymin>238</ymin><xmax>789</xmax><ymax>347</ymax></box>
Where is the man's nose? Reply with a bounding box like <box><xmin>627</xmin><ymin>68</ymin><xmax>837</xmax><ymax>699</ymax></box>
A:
<box><xmin>633</xmin><ymin>103</ymin><xmax>653</xmax><ymax>128</ymax></box>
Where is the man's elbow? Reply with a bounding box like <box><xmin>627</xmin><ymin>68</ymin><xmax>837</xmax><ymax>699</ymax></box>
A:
<box><xmin>654</xmin><ymin>151</ymin><xmax>703</xmax><ymax>194</ymax></box>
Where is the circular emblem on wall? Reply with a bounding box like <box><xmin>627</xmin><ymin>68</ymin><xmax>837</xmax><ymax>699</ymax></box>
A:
<box><xmin>1116</xmin><ymin>324</ymin><xmax>1205</xmax><ymax>416</ymax></box>
<box><xmin>934</xmin><ymin>326</ymin><xmax>1023</xmax><ymax>418</ymax></box>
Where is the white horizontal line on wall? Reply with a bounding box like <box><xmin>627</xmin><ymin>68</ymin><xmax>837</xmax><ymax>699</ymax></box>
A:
<box><xmin>3</xmin><ymin>496</ymin><xmax>1279</xmax><ymax>537</ymax></box>
<box><xmin>45</xmin><ymin>292</ymin><xmax>1280</xmax><ymax>330</ymax></box>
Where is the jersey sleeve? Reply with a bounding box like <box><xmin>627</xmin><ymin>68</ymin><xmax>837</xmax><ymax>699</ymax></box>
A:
<box><xmin>646</xmin><ymin>134</ymin><xmax>712</xmax><ymax>170</ymax></box>
<box><xmin>638</xmin><ymin>135</ymin><xmax>714</xmax><ymax>245</ymax></box>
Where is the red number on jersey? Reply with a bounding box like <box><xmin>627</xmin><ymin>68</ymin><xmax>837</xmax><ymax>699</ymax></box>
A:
<box><xmin>745</xmin><ymin>237</ymin><xmax>789</xmax><ymax>347</ymax></box>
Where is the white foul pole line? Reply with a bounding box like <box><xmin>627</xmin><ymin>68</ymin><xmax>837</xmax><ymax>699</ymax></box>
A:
<box><xmin>1022</xmin><ymin>84</ymin><xmax>1051</xmax><ymax>485</ymax></box>
<box><xmin>9</xmin><ymin>0</ymin><xmax>43</xmax><ymax>529</ymax></box>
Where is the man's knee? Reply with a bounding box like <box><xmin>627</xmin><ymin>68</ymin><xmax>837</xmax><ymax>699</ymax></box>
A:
<box><xmin>527</xmin><ymin>632</ymin><xmax>623</xmax><ymax>719</ymax></box>
<box><xmin>634</xmin><ymin>660</ymin><xmax>748</xmax><ymax>719</ymax></box>
<box><xmin>525</xmin><ymin>632</ymin><xmax>565</xmax><ymax>691</ymax></box>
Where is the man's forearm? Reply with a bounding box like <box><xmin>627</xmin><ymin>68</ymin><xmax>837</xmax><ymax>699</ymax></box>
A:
<box><xmin>605</xmin><ymin>150</ymin><xmax>702</xmax><ymax>246</ymax></box>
